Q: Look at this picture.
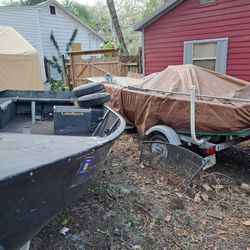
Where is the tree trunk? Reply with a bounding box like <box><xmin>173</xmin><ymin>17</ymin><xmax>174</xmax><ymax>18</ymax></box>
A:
<box><xmin>107</xmin><ymin>0</ymin><xmax>129</xmax><ymax>56</ymax></box>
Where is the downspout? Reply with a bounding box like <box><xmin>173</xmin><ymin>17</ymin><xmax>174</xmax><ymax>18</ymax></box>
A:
<box><xmin>190</xmin><ymin>85</ymin><xmax>204</xmax><ymax>144</ymax></box>
<box><xmin>142</xmin><ymin>30</ymin><xmax>145</xmax><ymax>76</ymax></box>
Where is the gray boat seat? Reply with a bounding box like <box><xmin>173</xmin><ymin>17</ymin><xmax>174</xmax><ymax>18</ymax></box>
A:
<box><xmin>53</xmin><ymin>105</ymin><xmax>103</xmax><ymax>135</ymax></box>
<box><xmin>0</xmin><ymin>98</ymin><xmax>15</xmax><ymax>129</ymax></box>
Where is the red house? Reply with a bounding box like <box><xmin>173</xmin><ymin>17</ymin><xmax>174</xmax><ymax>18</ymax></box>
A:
<box><xmin>135</xmin><ymin>0</ymin><xmax>250</xmax><ymax>81</ymax></box>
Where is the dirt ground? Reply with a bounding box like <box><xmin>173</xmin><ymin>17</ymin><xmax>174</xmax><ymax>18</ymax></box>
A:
<box><xmin>31</xmin><ymin>133</ymin><xmax>250</xmax><ymax>250</ymax></box>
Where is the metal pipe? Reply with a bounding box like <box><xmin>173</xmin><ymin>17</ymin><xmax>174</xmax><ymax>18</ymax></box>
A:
<box><xmin>127</xmin><ymin>86</ymin><xmax>250</xmax><ymax>103</ymax></box>
<box><xmin>31</xmin><ymin>101</ymin><xmax>36</xmax><ymax>124</ymax></box>
<box><xmin>190</xmin><ymin>85</ymin><xmax>204</xmax><ymax>145</ymax></box>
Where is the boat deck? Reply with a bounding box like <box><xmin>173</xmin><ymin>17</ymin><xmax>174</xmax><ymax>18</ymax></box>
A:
<box><xmin>0</xmin><ymin>133</ymin><xmax>102</xmax><ymax>180</ymax></box>
<box><xmin>0</xmin><ymin>115</ymin><xmax>54</xmax><ymax>135</ymax></box>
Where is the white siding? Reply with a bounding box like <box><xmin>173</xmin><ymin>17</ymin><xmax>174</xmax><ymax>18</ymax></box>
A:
<box><xmin>0</xmin><ymin>7</ymin><xmax>46</xmax><ymax>80</ymax></box>
<box><xmin>0</xmin><ymin>3</ymin><xmax>103</xmax><ymax>81</ymax></box>
<box><xmin>38</xmin><ymin>4</ymin><xmax>103</xmax><ymax>79</ymax></box>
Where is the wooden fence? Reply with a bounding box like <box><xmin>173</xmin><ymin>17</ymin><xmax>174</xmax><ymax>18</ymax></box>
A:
<box><xmin>65</xmin><ymin>48</ymin><xmax>142</xmax><ymax>89</ymax></box>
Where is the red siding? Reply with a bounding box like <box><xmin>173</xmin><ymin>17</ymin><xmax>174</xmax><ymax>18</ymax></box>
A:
<box><xmin>144</xmin><ymin>0</ymin><xmax>250</xmax><ymax>81</ymax></box>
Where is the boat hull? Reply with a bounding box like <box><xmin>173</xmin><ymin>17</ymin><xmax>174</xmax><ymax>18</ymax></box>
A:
<box><xmin>0</xmin><ymin>142</ymin><xmax>112</xmax><ymax>250</ymax></box>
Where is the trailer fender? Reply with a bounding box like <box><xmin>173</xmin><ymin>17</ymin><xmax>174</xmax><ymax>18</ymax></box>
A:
<box><xmin>145</xmin><ymin>125</ymin><xmax>182</xmax><ymax>146</ymax></box>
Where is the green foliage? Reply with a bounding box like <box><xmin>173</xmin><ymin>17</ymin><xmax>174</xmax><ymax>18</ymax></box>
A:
<box><xmin>64</xmin><ymin>0</ymin><xmax>93</xmax><ymax>28</ymax></box>
<box><xmin>50</xmin><ymin>80</ymin><xmax>68</xmax><ymax>91</ymax></box>
<box><xmin>50</xmin><ymin>31</ymin><xmax>61</xmax><ymax>57</ymax></box>
<box><xmin>47</xmin><ymin>28</ymin><xmax>78</xmax><ymax>81</ymax></box>
<box><xmin>2</xmin><ymin>0</ymin><xmax>46</xmax><ymax>6</ymax></box>
<box><xmin>22</xmin><ymin>0</ymin><xmax>46</xmax><ymax>5</ymax></box>
<box><xmin>142</xmin><ymin>0</ymin><xmax>166</xmax><ymax>18</ymax></box>
<box><xmin>51</xmin><ymin>56</ymin><xmax>62</xmax><ymax>74</ymax></box>
<box><xmin>66</xmin><ymin>28</ymin><xmax>78</xmax><ymax>52</ymax></box>
<box><xmin>63</xmin><ymin>0</ymin><xmax>112</xmax><ymax>40</ymax></box>
<box><xmin>102</xmin><ymin>39</ymin><xmax>116</xmax><ymax>58</ymax></box>
<box><xmin>103</xmin><ymin>39</ymin><xmax>115</xmax><ymax>49</ymax></box>
<box><xmin>61</xmin><ymin>218</ymin><xmax>69</xmax><ymax>226</ymax></box>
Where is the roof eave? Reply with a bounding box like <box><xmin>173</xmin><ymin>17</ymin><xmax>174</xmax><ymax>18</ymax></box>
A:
<box><xmin>134</xmin><ymin>0</ymin><xmax>184</xmax><ymax>31</ymax></box>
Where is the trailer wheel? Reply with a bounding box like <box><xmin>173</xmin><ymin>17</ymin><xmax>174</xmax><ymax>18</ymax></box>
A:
<box><xmin>73</xmin><ymin>82</ymin><xmax>103</xmax><ymax>97</ymax></box>
<box><xmin>77</xmin><ymin>92</ymin><xmax>111</xmax><ymax>108</ymax></box>
<box><xmin>149</xmin><ymin>134</ymin><xmax>169</xmax><ymax>157</ymax></box>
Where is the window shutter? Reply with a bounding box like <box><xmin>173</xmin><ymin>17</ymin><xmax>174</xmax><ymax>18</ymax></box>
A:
<box><xmin>183</xmin><ymin>42</ymin><xmax>193</xmax><ymax>64</ymax></box>
<box><xmin>215</xmin><ymin>39</ymin><xmax>228</xmax><ymax>74</ymax></box>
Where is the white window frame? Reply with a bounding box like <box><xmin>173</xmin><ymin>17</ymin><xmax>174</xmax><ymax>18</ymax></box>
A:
<box><xmin>184</xmin><ymin>38</ymin><xmax>228</xmax><ymax>73</ymax></box>
<box><xmin>49</xmin><ymin>5</ymin><xmax>57</xmax><ymax>16</ymax></box>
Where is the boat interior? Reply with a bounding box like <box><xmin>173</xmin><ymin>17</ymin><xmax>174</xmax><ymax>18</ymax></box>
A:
<box><xmin>0</xmin><ymin>90</ymin><xmax>116</xmax><ymax>137</ymax></box>
<box><xmin>0</xmin><ymin>90</ymin><xmax>124</xmax><ymax>179</ymax></box>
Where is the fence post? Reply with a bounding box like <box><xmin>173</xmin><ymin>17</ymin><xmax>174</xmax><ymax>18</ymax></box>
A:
<box><xmin>70</xmin><ymin>53</ymin><xmax>75</xmax><ymax>90</ymax></box>
<box><xmin>61</xmin><ymin>55</ymin><xmax>68</xmax><ymax>87</ymax></box>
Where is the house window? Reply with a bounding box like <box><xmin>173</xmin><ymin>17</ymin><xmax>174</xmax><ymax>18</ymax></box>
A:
<box><xmin>184</xmin><ymin>38</ymin><xmax>228</xmax><ymax>73</ymax></box>
<box><xmin>49</xmin><ymin>5</ymin><xmax>56</xmax><ymax>15</ymax></box>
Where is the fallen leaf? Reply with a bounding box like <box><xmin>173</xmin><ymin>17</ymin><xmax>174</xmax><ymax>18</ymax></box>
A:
<box><xmin>214</xmin><ymin>185</ymin><xmax>224</xmax><ymax>190</ymax></box>
<box><xmin>132</xmin><ymin>245</ymin><xmax>143</xmax><ymax>250</ymax></box>
<box><xmin>60</xmin><ymin>227</ymin><xmax>70</xmax><ymax>236</ymax></box>
<box><xmin>201</xmin><ymin>219</ymin><xmax>207</xmax><ymax>225</ymax></box>
<box><xmin>219</xmin><ymin>236</ymin><xmax>227</xmax><ymax>241</ymax></box>
<box><xmin>240</xmin><ymin>183</ymin><xmax>250</xmax><ymax>192</ymax></box>
<box><xmin>194</xmin><ymin>192</ymin><xmax>201</xmax><ymax>203</ymax></box>
<box><xmin>164</xmin><ymin>215</ymin><xmax>171</xmax><ymax>222</ymax></box>
<box><xmin>175</xmin><ymin>192</ymin><xmax>183</xmax><ymax>198</ymax></box>
<box><xmin>139</xmin><ymin>162</ymin><xmax>145</xmax><ymax>169</ymax></box>
<box><xmin>242</xmin><ymin>220</ymin><xmax>250</xmax><ymax>226</ymax></box>
<box><xmin>217</xmin><ymin>229</ymin><xmax>227</xmax><ymax>234</ymax></box>
<box><xmin>201</xmin><ymin>192</ymin><xmax>209</xmax><ymax>202</ymax></box>
<box><xmin>207</xmin><ymin>210</ymin><xmax>224</xmax><ymax>220</ymax></box>
<box><xmin>161</xmin><ymin>191</ymin><xmax>169</xmax><ymax>196</ymax></box>
<box><xmin>202</xmin><ymin>183</ymin><xmax>213</xmax><ymax>192</ymax></box>
<box><xmin>170</xmin><ymin>197</ymin><xmax>185</xmax><ymax>210</ymax></box>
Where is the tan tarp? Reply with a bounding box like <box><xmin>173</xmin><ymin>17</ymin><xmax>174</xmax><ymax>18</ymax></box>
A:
<box><xmin>0</xmin><ymin>26</ymin><xmax>43</xmax><ymax>91</ymax></box>
<box><xmin>104</xmin><ymin>65</ymin><xmax>250</xmax><ymax>133</ymax></box>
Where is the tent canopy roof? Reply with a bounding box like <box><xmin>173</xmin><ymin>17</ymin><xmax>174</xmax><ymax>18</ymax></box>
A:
<box><xmin>0</xmin><ymin>26</ymin><xmax>37</xmax><ymax>56</ymax></box>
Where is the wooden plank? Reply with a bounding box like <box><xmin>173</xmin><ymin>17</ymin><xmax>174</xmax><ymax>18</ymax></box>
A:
<box><xmin>73</xmin><ymin>61</ymin><xmax>120</xmax><ymax>65</ymax></box>
<box><xmin>127</xmin><ymin>71</ymin><xmax>143</xmax><ymax>78</ymax></box>
<box><xmin>68</xmin><ymin>48</ymin><xmax>119</xmax><ymax>56</ymax></box>
<box><xmin>75</xmin><ymin>63</ymin><xmax>89</xmax><ymax>79</ymax></box>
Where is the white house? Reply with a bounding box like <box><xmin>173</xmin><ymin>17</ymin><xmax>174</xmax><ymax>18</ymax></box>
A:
<box><xmin>0</xmin><ymin>0</ymin><xmax>104</xmax><ymax>81</ymax></box>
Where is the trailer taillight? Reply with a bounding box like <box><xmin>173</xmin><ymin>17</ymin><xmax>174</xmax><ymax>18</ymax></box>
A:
<box><xmin>204</xmin><ymin>146</ymin><xmax>216</xmax><ymax>156</ymax></box>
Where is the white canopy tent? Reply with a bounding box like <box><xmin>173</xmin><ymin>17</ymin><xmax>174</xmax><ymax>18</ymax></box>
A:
<box><xmin>0</xmin><ymin>26</ymin><xmax>43</xmax><ymax>91</ymax></box>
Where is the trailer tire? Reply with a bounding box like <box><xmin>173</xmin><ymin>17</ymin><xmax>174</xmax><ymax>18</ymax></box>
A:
<box><xmin>77</xmin><ymin>92</ymin><xmax>111</xmax><ymax>108</ymax></box>
<box><xmin>149</xmin><ymin>133</ymin><xmax>169</xmax><ymax>157</ymax></box>
<box><xmin>73</xmin><ymin>82</ymin><xmax>103</xmax><ymax>97</ymax></box>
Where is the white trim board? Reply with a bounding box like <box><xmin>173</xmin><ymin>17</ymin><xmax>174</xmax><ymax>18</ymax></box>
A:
<box><xmin>184</xmin><ymin>37</ymin><xmax>228</xmax><ymax>74</ymax></box>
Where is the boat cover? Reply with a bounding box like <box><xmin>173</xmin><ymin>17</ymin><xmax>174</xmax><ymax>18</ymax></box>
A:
<box><xmin>104</xmin><ymin>65</ymin><xmax>250</xmax><ymax>133</ymax></box>
<box><xmin>0</xmin><ymin>26</ymin><xmax>43</xmax><ymax>91</ymax></box>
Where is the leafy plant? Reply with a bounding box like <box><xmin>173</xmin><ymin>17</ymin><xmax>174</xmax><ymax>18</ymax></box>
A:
<box><xmin>45</xmin><ymin>28</ymin><xmax>78</xmax><ymax>84</ymax></box>
<box><xmin>50</xmin><ymin>80</ymin><xmax>68</xmax><ymax>91</ymax></box>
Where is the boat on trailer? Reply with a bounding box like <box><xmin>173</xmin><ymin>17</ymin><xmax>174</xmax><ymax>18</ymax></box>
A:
<box><xmin>99</xmin><ymin>65</ymin><xmax>250</xmax><ymax>170</ymax></box>
<box><xmin>0</xmin><ymin>86</ymin><xmax>125</xmax><ymax>250</ymax></box>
